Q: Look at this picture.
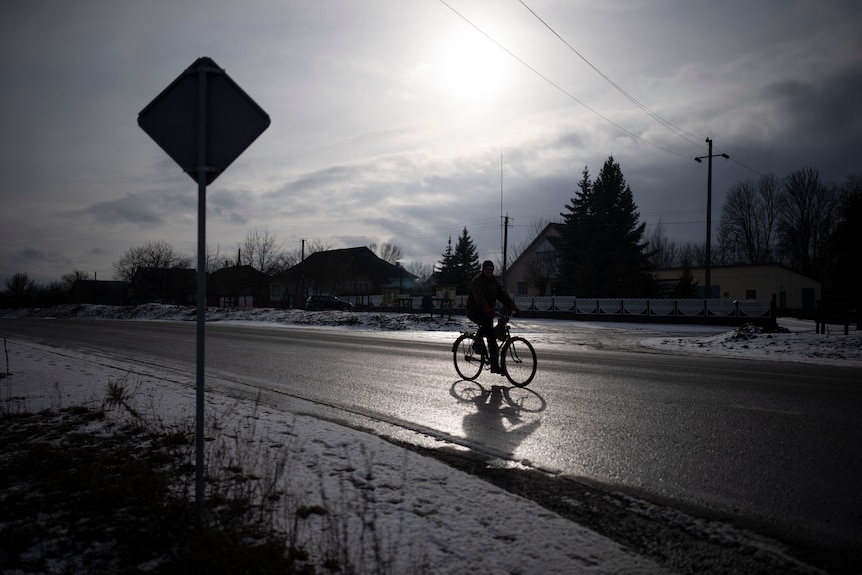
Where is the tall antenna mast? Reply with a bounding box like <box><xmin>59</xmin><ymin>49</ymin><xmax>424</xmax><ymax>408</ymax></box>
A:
<box><xmin>500</xmin><ymin>149</ymin><xmax>504</xmax><ymax>253</ymax></box>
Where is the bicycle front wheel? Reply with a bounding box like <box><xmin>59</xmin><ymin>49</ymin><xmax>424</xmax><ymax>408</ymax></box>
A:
<box><xmin>453</xmin><ymin>334</ymin><xmax>483</xmax><ymax>381</ymax></box>
<box><xmin>501</xmin><ymin>336</ymin><xmax>537</xmax><ymax>387</ymax></box>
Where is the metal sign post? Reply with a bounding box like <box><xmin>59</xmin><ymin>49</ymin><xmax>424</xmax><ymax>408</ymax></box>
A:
<box><xmin>193</xmin><ymin>64</ymin><xmax>209</xmax><ymax>516</ymax></box>
<box><xmin>138</xmin><ymin>57</ymin><xmax>269</xmax><ymax>517</ymax></box>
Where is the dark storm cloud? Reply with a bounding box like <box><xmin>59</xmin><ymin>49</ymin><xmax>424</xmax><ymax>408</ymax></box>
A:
<box><xmin>764</xmin><ymin>63</ymin><xmax>862</xmax><ymax>139</ymax></box>
<box><xmin>754</xmin><ymin>63</ymin><xmax>862</xmax><ymax>183</ymax></box>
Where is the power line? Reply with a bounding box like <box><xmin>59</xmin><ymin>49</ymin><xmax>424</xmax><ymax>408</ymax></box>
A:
<box><xmin>436</xmin><ymin>0</ymin><xmax>693</xmax><ymax>159</ymax></box>
<box><xmin>518</xmin><ymin>0</ymin><xmax>705</xmax><ymax>150</ymax></box>
<box><xmin>440</xmin><ymin>0</ymin><xmax>776</xmax><ymax>182</ymax></box>
<box><xmin>518</xmin><ymin>1</ymin><xmax>781</xmax><ymax>183</ymax></box>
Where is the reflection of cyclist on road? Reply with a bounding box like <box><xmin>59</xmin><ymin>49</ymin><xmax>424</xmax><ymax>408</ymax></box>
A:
<box><xmin>466</xmin><ymin>260</ymin><xmax>521</xmax><ymax>375</ymax></box>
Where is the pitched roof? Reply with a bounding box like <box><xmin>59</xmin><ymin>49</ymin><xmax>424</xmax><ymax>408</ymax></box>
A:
<box><xmin>509</xmin><ymin>222</ymin><xmax>564</xmax><ymax>269</ymax></box>
<box><xmin>210</xmin><ymin>264</ymin><xmax>271</xmax><ymax>282</ymax></box>
<box><xmin>132</xmin><ymin>267</ymin><xmax>197</xmax><ymax>284</ymax></box>
<box><xmin>276</xmin><ymin>247</ymin><xmax>417</xmax><ymax>281</ymax></box>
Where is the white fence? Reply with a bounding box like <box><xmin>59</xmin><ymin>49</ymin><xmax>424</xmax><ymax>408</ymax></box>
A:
<box><xmin>514</xmin><ymin>296</ymin><xmax>772</xmax><ymax>320</ymax></box>
<box><xmin>343</xmin><ymin>294</ymin><xmax>773</xmax><ymax>322</ymax></box>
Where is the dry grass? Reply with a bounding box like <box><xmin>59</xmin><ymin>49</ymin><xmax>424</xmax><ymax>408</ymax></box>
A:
<box><xmin>0</xmin><ymin>405</ymin><xmax>307</xmax><ymax>574</ymax></box>
<box><xmin>0</xmin><ymin>370</ymin><xmax>431</xmax><ymax>575</ymax></box>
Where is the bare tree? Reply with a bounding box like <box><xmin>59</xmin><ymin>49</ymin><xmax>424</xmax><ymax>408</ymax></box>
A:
<box><xmin>204</xmin><ymin>243</ymin><xmax>229</xmax><ymax>273</ymax></box>
<box><xmin>113</xmin><ymin>240</ymin><xmax>191</xmax><ymax>283</ymax></box>
<box><xmin>678</xmin><ymin>241</ymin><xmax>705</xmax><ymax>268</ymax></box>
<box><xmin>241</xmin><ymin>227</ymin><xmax>283</xmax><ymax>274</ymax></box>
<box><xmin>369</xmin><ymin>241</ymin><xmax>403</xmax><ymax>264</ymax></box>
<box><xmin>523</xmin><ymin>251</ymin><xmax>558</xmax><ymax>296</ymax></box>
<box><xmin>4</xmin><ymin>272</ymin><xmax>36</xmax><ymax>307</ymax></box>
<box><xmin>677</xmin><ymin>237</ymin><xmax>736</xmax><ymax>268</ymax></box>
<box><xmin>646</xmin><ymin>220</ymin><xmax>678</xmax><ymax>269</ymax></box>
<box><xmin>828</xmin><ymin>174</ymin><xmax>862</xmax><ymax>299</ymax></box>
<box><xmin>405</xmin><ymin>261</ymin><xmax>434</xmax><ymax>290</ymax></box>
<box><xmin>61</xmin><ymin>270</ymin><xmax>91</xmax><ymax>290</ymax></box>
<box><xmin>718</xmin><ymin>174</ymin><xmax>778</xmax><ymax>264</ymax></box>
<box><xmin>777</xmin><ymin>167</ymin><xmax>841</xmax><ymax>280</ymax></box>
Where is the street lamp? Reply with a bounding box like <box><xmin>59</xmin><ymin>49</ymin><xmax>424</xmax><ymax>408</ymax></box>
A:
<box><xmin>695</xmin><ymin>137</ymin><xmax>729</xmax><ymax>299</ymax></box>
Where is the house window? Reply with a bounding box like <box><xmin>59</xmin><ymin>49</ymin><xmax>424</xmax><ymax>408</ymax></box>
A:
<box><xmin>517</xmin><ymin>281</ymin><xmax>528</xmax><ymax>295</ymax></box>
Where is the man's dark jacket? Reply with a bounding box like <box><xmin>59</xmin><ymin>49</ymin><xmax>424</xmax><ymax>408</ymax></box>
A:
<box><xmin>466</xmin><ymin>272</ymin><xmax>515</xmax><ymax>318</ymax></box>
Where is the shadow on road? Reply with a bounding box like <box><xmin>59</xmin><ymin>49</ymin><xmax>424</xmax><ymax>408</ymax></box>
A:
<box><xmin>451</xmin><ymin>380</ymin><xmax>545</xmax><ymax>461</ymax></box>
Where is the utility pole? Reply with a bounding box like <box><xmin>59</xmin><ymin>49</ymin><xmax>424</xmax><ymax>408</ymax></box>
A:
<box><xmin>300</xmin><ymin>239</ymin><xmax>306</xmax><ymax>304</ymax></box>
<box><xmin>695</xmin><ymin>138</ymin><xmax>729</xmax><ymax>299</ymax></box>
<box><xmin>502</xmin><ymin>214</ymin><xmax>509</xmax><ymax>290</ymax></box>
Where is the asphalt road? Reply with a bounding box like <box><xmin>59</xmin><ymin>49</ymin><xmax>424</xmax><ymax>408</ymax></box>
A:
<box><xmin>3</xmin><ymin>318</ymin><xmax>860</xmax><ymax>569</ymax></box>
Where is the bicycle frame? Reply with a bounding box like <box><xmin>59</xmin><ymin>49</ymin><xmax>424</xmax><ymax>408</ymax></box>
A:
<box><xmin>453</xmin><ymin>314</ymin><xmax>537</xmax><ymax>387</ymax></box>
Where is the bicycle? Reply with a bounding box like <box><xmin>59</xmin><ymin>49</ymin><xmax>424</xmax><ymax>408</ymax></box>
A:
<box><xmin>452</xmin><ymin>313</ymin><xmax>537</xmax><ymax>386</ymax></box>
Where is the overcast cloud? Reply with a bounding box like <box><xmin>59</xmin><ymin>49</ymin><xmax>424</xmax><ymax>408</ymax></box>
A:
<box><xmin>2</xmin><ymin>0</ymin><xmax>860</xmax><ymax>286</ymax></box>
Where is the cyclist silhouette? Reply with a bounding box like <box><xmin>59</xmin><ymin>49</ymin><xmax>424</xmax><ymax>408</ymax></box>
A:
<box><xmin>465</xmin><ymin>260</ymin><xmax>521</xmax><ymax>374</ymax></box>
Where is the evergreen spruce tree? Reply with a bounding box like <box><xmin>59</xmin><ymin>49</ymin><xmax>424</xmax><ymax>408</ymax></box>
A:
<box><xmin>559</xmin><ymin>167</ymin><xmax>593</xmax><ymax>293</ymax></box>
<box><xmin>559</xmin><ymin>156</ymin><xmax>654</xmax><ymax>297</ymax></box>
<box><xmin>436</xmin><ymin>236</ymin><xmax>456</xmax><ymax>287</ymax></box>
<box><xmin>671</xmin><ymin>262</ymin><xmax>699</xmax><ymax>298</ymax></box>
<box><xmin>436</xmin><ymin>228</ymin><xmax>480</xmax><ymax>294</ymax></box>
<box><xmin>451</xmin><ymin>227</ymin><xmax>481</xmax><ymax>294</ymax></box>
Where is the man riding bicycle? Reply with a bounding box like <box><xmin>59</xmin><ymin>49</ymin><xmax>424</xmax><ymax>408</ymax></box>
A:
<box><xmin>465</xmin><ymin>260</ymin><xmax>521</xmax><ymax>374</ymax></box>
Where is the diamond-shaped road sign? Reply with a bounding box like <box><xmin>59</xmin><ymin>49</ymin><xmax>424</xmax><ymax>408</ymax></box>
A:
<box><xmin>137</xmin><ymin>57</ymin><xmax>269</xmax><ymax>516</ymax></box>
<box><xmin>138</xmin><ymin>56</ymin><xmax>270</xmax><ymax>185</ymax></box>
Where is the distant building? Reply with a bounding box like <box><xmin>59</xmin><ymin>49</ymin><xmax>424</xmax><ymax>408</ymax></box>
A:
<box><xmin>69</xmin><ymin>280</ymin><xmax>129</xmax><ymax>305</ymax></box>
<box><xmin>209</xmin><ymin>265</ymin><xmax>272</xmax><ymax>308</ymax></box>
<box><xmin>271</xmin><ymin>247</ymin><xmax>418</xmax><ymax>307</ymax></box>
<box><xmin>506</xmin><ymin>223</ymin><xmax>564</xmax><ymax>296</ymax></box>
<box><xmin>654</xmin><ymin>264</ymin><xmax>820</xmax><ymax>310</ymax></box>
<box><xmin>130</xmin><ymin>268</ymin><xmax>197</xmax><ymax>305</ymax></box>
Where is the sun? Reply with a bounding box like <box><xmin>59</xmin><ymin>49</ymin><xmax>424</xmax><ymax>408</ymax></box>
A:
<box><xmin>434</xmin><ymin>27</ymin><xmax>506</xmax><ymax>103</ymax></box>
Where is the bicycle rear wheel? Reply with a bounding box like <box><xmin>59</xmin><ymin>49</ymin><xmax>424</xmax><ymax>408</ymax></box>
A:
<box><xmin>453</xmin><ymin>333</ymin><xmax>483</xmax><ymax>381</ymax></box>
<box><xmin>501</xmin><ymin>336</ymin><xmax>537</xmax><ymax>387</ymax></box>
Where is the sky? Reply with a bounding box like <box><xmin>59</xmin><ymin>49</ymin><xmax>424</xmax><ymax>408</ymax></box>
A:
<box><xmin>2</xmin><ymin>0</ymin><xmax>861</xmax><ymax>287</ymax></box>
<box><xmin>4</xmin><ymin>312</ymin><xmax>859</xmax><ymax>572</ymax></box>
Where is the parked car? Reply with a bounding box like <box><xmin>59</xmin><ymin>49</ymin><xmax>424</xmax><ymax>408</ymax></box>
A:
<box><xmin>304</xmin><ymin>295</ymin><xmax>354</xmax><ymax>311</ymax></box>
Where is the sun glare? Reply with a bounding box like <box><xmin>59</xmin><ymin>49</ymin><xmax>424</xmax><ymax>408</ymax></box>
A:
<box><xmin>435</xmin><ymin>28</ymin><xmax>506</xmax><ymax>103</ymax></box>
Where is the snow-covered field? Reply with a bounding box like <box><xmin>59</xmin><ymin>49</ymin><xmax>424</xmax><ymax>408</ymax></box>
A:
<box><xmin>2</xmin><ymin>305</ymin><xmax>858</xmax><ymax>573</ymax></box>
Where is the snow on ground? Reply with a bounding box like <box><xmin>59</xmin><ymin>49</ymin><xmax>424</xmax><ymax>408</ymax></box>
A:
<box><xmin>1</xmin><ymin>305</ymin><xmax>859</xmax><ymax>573</ymax></box>
<box><xmin>4</xmin><ymin>303</ymin><xmax>860</xmax><ymax>366</ymax></box>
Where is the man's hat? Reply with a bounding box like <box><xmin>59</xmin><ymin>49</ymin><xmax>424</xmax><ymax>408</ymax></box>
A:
<box><xmin>482</xmin><ymin>260</ymin><xmax>494</xmax><ymax>270</ymax></box>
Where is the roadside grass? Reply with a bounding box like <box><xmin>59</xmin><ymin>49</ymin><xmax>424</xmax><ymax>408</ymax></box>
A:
<box><xmin>0</xmin><ymin>376</ymin><xmax>428</xmax><ymax>575</ymax></box>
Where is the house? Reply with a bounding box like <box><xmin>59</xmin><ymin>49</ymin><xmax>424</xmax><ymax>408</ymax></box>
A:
<box><xmin>506</xmin><ymin>223</ymin><xmax>564</xmax><ymax>296</ymax></box>
<box><xmin>271</xmin><ymin>247</ymin><xmax>418</xmax><ymax>307</ymax></box>
<box><xmin>507</xmin><ymin>223</ymin><xmax>819</xmax><ymax>310</ymax></box>
<box><xmin>209</xmin><ymin>265</ymin><xmax>272</xmax><ymax>308</ymax></box>
<box><xmin>129</xmin><ymin>268</ymin><xmax>197</xmax><ymax>305</ymax></box>
<box><xmin>654</xmin><ymin>264</ymin><xmax>821</xmax><ymax>310</ymax></box>
<box><xmin>69</xmin><ymin>280</ymin><xmax>129</xmax><ymax>305</ymax></box>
